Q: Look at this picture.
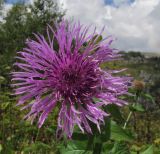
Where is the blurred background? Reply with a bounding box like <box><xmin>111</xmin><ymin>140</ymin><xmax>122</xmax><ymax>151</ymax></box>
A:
<box><xmin>0</xmin><ymin>0</ymin><xmax>160</xmax><ymax>153</ymax></box>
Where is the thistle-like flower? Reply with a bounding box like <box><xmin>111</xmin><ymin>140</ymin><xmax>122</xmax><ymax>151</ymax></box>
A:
<box><xmin>12</xmin><ymin>20</ymin><xmax>131</xmax><ymax>138</ymax></box>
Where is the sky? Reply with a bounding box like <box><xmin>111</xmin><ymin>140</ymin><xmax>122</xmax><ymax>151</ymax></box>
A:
<box><xmin>4</xmin><ymin>0</ymin><xmax>160</xmax><ymax>52</ymax></box>
<box><xmin>6</xmin><ymin>0</ymin><xmax>27</xmax><ymax>4</ymax></box>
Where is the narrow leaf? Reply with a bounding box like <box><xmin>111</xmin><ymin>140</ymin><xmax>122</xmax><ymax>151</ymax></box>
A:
<box><xmin>142</xmin><ymin>145</ymin><xmax>154</xmax><ymax>154</ymax></box>
<box><xmin>111</xmin><ymin>121</ymin><xmax>134</xmax><ymax>142</ymax></box>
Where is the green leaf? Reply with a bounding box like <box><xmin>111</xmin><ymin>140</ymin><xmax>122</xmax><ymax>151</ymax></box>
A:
<box><xmin>1</xmin><ymin>102</ymin><xmax>10</xmax><ymax>110</ymax></box>
<box><xmin>0</xmin><ymin>144</ymin><xmax>2</xmax><ymax>152</ymax></box>
<box><xmin>95</xmin><ymin>35</ymin><xmax>103</xmax><ymax>44</ymax></box>
<box><xmin>111</xmin><ymin>121</ymin><xmax>134</xmax><ymax>142</ymax></box>
<box><xmin>89</xmin><ymin>34</ymin><xmax>102</xmax><ymax>45</ymax></box>
<box><xmin>142</xmin><ymin>94</ymin><xmax>155</xmax><ymax>104</ymax></box>
<box><xmin>130</xmin><ymin>144</ymin><xmax>142</xmax><ymax>152</ymax></box>
<box><xmin>59</xmin><ymin>141</ymin><xmax>92</xmax><ymax>154</ymax></box>
<box><xmin>111</xmin><ymin>142</ymin><xmax>130</xmax><ymax>154</ymax></box>
<box><xmin>0</xmin><ymin>76</ymin><xmax>5</xmax><ymax>83</ymax></box>
<box><xmin>23</xmin><ymin>142</ymin><xmax>51</xmax><ymax>153</ymax></box>
<box><xmin>142</xmin><ymin>145</ymin><xmax>154</xmax><ymax>154</ymax></box>
<box><xmin>105</xmin><ymin>104</ymin><xmax>124</xmax><ymax>123</ymax></box>
<box><xmin>129</xmin><ymin>104</ymin><xmax>145</xmax><ymax>112</ymax></box>
<box><xmin>102</xmin><ymin>142</ymin><xmax>114</xmax><ymax>154</ymax></box>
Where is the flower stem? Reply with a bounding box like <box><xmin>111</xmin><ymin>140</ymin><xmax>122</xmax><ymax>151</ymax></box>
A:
<box><xmin>35</xmin><ymin>128</ymin><xmax>40</xmax><ymax>142</ymax></box>
<box><xmin>123</xmin><ymin>111</ymin><xmax>133</xmax><ymax>129</ymax></box>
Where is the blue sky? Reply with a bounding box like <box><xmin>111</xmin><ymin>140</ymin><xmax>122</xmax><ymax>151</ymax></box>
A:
<box><xmin>104</xmin><ymin>0</ymin><xmax>135</xmax><ymax>6</ymax></box>
<box><xmin>7</xmin><ymin>0</ymin><xmax>135</xmax><ymax>6</ymax></box>
<box><xmin>6</xmin><ymin>0</ymin><xmax>25</xmax><ymax>4</ymax></box>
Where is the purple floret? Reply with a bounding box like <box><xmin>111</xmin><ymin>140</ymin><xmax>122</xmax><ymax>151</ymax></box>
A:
<box><xmin>12</xmin><ymin>20</ymin><xmax>131</xmax><ymax>138</ymax></box>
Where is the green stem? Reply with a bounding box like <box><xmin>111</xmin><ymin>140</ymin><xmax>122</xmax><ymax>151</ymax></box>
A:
<box><xmin>93</xmin><ymin>143</ymin><xmax>102</xmax><ymax>154</ymax></box>
<box><xmin>87</xmin><ymin>134</ymin><xmax>94</xmax><ymax>150</ymax></box>
<box><xmin>123</xmin><ymin>111</ymin><xmax>133</xmax><ymax>129</ymax></box>
<box><xmin>35</xmin><ymin>128</ymin><xmax>40</xmax><ymax>142</ymax></box>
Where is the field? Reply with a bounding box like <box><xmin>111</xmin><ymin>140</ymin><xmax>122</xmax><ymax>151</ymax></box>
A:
<box><xmin>1</xmin><ymin>51</ymin><xmax>160</xmax><ymax>153</ymax></box>
<box><xmin>0</xmin><ymin>0</ymin><xmax>160</xmax><ymax>153</ymax></box>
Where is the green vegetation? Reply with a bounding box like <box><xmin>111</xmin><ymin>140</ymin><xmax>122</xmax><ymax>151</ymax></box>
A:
<box><xmin>0</xmin><ymin>1</ymin><xmax>160</xmax><ymax>153</ymax></box>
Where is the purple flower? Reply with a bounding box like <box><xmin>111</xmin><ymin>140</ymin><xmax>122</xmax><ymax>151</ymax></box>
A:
<box><xmin>12</xmin><ymin>20</ymin><xmax>131</xmax><ymax>138</ymax></box>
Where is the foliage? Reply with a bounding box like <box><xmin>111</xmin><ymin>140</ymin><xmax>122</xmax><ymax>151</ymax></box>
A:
<box><xmin>0</xmin><ymin>1</ymin><xmax>160</xmax><ymax>153</ymax></box>
<box><xmin>0</xmin><ymin>0</ymin><xmax>64</xmax><ymax>81</ymax></box>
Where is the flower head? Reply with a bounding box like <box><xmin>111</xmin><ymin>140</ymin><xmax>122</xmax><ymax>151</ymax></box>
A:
<box><xmin>12</xmin><ymin>20</ymin><xmax>131</xmax><ymax>138</ymax></box>
<box><xmin>133</xmin><ymin>80</ymin><xmax>145</xmax><ymax>91</ymax></box>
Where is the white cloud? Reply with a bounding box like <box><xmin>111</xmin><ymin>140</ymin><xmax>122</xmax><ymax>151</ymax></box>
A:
<box><xmin>0</xmin><ymin>3</ymin><xmax>12</xmax><ymax>21</ymax></box>
<box><xmin>59</xmin><ymin>0</ymin><xmax>160</xmax><ymax>52</ymax></box>
<box><xmin>148</xmin><ymin>2</ymin><xmax>160</xmax><ymax>51</ymax></box>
